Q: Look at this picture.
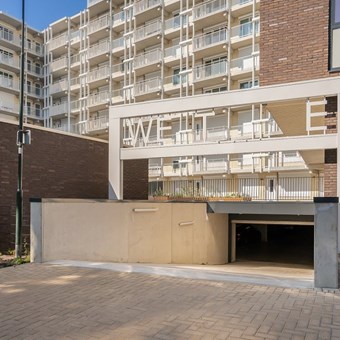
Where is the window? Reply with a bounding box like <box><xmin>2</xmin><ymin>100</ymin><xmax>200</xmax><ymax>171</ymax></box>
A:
<box><xmin>35</xmin><ymin>63</ymin><xmax>41</xmax><ymax>75</ymax></box>
<box><xmin>35</xmin><ymin>83</ymin><xmax>41</xmax><ymax>96</ymax></box>
<box><xmin>172</xmin><ymin>68</ymin><xmax>187</xmax><ymax>85</ymax></box>
<box><xmin>204</xmin><ymin>86</ymin><xmax>227</xmax><ymax>93</ymax></box>
<box><xmin>27</xmin><ymin>59</ymin><xmax>32</xmax><ymax>72</ymax></box>
<box><xmin>330</xmin><ymin>0</ymin><xmax>340</xmax><ymax>70</ymax></box>
<box><xmin>0</xmin><ymin>49</ymin><xmax>14</xmax><ymax>64</ymax></box>
<box><xmin>26</xmin><ymin>102</ymin><xmax>32</xmax><ymax>115</ymax></box>
<box><xmin>0</xmin><ymin>26</ymin><xmax>14</xmax><ymax>42</ymax></box>
<box><xmin>240</xmin><ymin>79</ymin><xmax>259</xmax><ymax>89</ymax></box>
<box><xmin>35</xmin><ymin>103</ymin><xmax>41</xmax><ymax>117</ymax></box>
<box><xmin>26</xmin><ymin>80</ymin><xmax>32</xmax><ymax>93</ymax></box>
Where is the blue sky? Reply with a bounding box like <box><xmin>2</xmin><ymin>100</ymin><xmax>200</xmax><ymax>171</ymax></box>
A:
<box><xmin>0</xmin><ymin>0</ymin><xmax>87</xmax><ymax>31</ymax></box>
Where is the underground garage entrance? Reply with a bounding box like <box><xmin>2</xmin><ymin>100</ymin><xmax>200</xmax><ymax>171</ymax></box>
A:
<box><xmin>235</xmin><ymin>222</ymin><xmax>314</xmax><ymax>267</ymax></box>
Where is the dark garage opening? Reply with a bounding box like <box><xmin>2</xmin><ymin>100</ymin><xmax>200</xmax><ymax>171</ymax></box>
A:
<box><xmin>236</xmin><ymin>224</ymin><xmax>314</xmax><ymax>266</ymax></box>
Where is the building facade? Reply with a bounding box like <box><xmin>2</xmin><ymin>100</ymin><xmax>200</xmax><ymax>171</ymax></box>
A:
<box><xmin>0</xmin><ymin>12</ymin><xmax>44</xmax><ymax>124</ymax></box>
<box><xmin>1</xmin><ymin>0</ymin><xmax>339</xmax><ymax>202</ymax></box>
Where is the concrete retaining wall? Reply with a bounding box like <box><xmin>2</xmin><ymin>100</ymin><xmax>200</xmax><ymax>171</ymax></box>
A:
<box><xmin>31</xmin><ymin>200</ymin><xmax>228</xmax><ymax>265</ymax></box>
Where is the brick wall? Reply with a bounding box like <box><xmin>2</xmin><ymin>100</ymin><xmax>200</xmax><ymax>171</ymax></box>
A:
<box><xmin>260</xmin><ymin>0</ymin><xmax>340</xmax><ymax>86</ymax></box>
<box><xmin>0</xmin><ymin>120</ymin><xmax>108</xmax><ymax>252</ymax></box>
<box><xmin>123</xmin><ymin>159</ymin><xmax>149</xmax><ymax>200</ymax></box>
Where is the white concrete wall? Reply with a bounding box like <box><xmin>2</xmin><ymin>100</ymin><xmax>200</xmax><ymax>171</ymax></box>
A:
<box><xmin>33</xmin><ymin>199</ymin><xmax>229</xmax><ymax>265</ymax></box>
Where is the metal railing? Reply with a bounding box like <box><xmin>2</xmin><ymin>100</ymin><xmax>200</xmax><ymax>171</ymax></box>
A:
<box><xmin>88</xmin><ymin>65</ymin><xmax>110</xmax><ymax>82</ymax></box>
<box><xmin>151</xmin><ymin>177</ymin><xmax>324</xmax><ymax>201</ymax></box>
<box><xmin>70</xmin><ymin>54</ymin><xmax>80</xmax><ymax>65</ymax></box>
<box><xmin>194</xmin><ymin>59</ymin><xmax>227</xmax><ymax>81</ymax></box>
<box><xmin>78</xmin><ymin>116</ymin><xmax>109</xmax><ymax>134</ymax></box>
<box><xmin>88</xmin><ymin>91</ymin><xmax>110</xmax><ymax>106</ymax></box>
<box><xmin>0</xmin><ymin>31</ymin><xmax>20</xmax><ymax>46</ymax></box>
<box><xmin>231</xmin><ymin>0</ymin><xmax>253</xmax><ymax>6</ymax></box>
<box><xmin>50</xmin><ymin>79</ymin><xmax>68</xmax><ymax>94</ymax></box>
<box><xmin>49</xmin><ymin>33</ymin><xmax>68</xmax><ymax>50</ymax></box>
<box><xmin>193</xmin><ymin>0</ymin><xmax>228</xmax><ymax>20</ymax></box>
<box><xmin>50</xmin><ymin>56</ymin><xmax>68</xmax><ymax>71</ymax></box>
<box><xmin>0</xmin><ymin>54</ymin><xmax>17</xmax><ymax>67</ymax></box>
<box><xmin>88</xmin><ymin>14</ymin><xmax>110</xmax><ymax>34</ymax></box>
<box><xmin>134</xmin><ymin>0</ymin><xmax>162</xmax><ymax>15</ymax></box>
<box><xmin>134</xmin><ymin>77</ymin><xmax>162</xmax><ymax>96</ymax></box>
<box><xmin>0</xmin><ymin>77</ymin><xmax>19</xmax><ymax>90</ymax></box>
<box><xmin>193</xmin><ymin>29</ymin><xmax>228</xmax><ymax>50</ymax></box>
<box><xmin>112</xmin><ymin>88</ymin><xmax>125</xmax><ymax>103</ymax></box>
<box><xmin>26</xmin><ymin>41</ymin><xmax>43</xmax><ymax>56</ymax></box>
<box><xmin>49</xmin><ymin>102</ymin><xmax>68</xmax><ymax>117</ymax></box>
<box><xmin>71</xmin><ymin>100</ymin><xmax>80</xmax><ymax>112</ymax></box>
<box><xmin>134</xmin><ymin>49</ymin><xmax>162</xmax><ymax>69</ymax></box>
<box><xmin>88</xmin><ymin>40</ymin><xmax>110</xmax><ymax>58</ymax></box>
<box><xmin>164</xmin><ymin>16</ymin><xmax>188</xmax><ymax>31</ymax></box>
<box><xmin>135</xmin><ymin>20</ymin><xmax>162</xmax><ymax>42</ymax></box>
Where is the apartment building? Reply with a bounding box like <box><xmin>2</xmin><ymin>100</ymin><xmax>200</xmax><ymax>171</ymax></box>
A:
<box><xmin>107</xmin><ymin>0</ymin><xmax>340</xmax><ymax>203</ymax></box>
<box><xmin>0</xmin><ymin>12</ymin><xmax>44</xmax><ymax>124</ymax></box>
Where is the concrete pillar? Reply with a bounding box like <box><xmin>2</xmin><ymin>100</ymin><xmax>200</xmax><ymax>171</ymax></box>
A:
<box><xmin>30</xmin><ymin>199</ymin><xmax>42</xmax><ymax>263</ymax></box>
<box><xmin>314</xmin><ymin>197</ymin><xmax>339</xmax><ymax>289</ymax></box>
<box><xmin>231</xmin><ymin>222</ymin><xmax>236</xmax><ymax>263</ymax></box>
<box><xmin>257</xmin><ymin>224</ymin><xmax>268</xmax><ymax>242</ymax></box>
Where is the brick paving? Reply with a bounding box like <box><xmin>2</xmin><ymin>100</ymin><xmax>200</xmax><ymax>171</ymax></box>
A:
<box><xmin>0</xmin><ymin>264</ymin><xmax>340</xmax><ymax>340</ymax></box>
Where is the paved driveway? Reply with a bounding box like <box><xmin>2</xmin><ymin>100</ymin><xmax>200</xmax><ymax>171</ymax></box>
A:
<box><xmin>1</xmin><ymin>263</ymin><xmax>340</xmax><ymax>340</ymax></box>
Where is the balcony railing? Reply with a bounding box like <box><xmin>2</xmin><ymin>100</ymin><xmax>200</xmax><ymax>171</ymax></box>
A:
<box><xmin>193</xmin><ymin>29</ymin><xmax>228</xmax><ymax>51</ymax></box>
<box><xmin>134</xmin><ymin>77</ymin><xmax>162</xmax><ymax>96</ymax></box>
<box><xmin>0</xmin><ymin>77</ymin><xmax>19</xmax><ymax>90</ymax></box>
<box><xmin>230</xmin><ymin>55</ymin><xmax>259</xmax><ymax>74</ymax></box>
<box><xmin>88</xmin><ymin>65</ymin><xmax>110</xmax><ymax>82</ymax></box>
<box><xmin>231</xmin><ymin>21</ymin><xmax>259</xmax><ymax>39</ymax></box>
<box><xmin>135</xmin><ymin>20</ymin><xmax>162</xmax><ymax>42</ymax></box>
<box><xmin>70</xmin><ymin>54</ymin><xmax>80</xmax><ymax>65</ymax></box>
<box><xmin>71</xmin><ymin>100</ymin><xmax>80</xmax><ymax>112</ymax></box>
<box><xmin>231</xmin><ymin>0</ymin><xmax>253</xmax><ymax>6</ymax></box>
<box><xmin>50</xmin><ymin>79</ymin><xmax>68</xmax><ymax>94</ymax></box>
<box><xmin>194</xmin><ymin>59</ymin><xmax>227</xmax><ymax>81</ymax></box>
<box><xmin>112</xmin><ymin>11</ymin><xmax>126</xmax><ymax>27</ymax></box>
<box><xmin>50</xmin><ymin>56</ymin><xmax>68</xmax><ymax>71</ymax></box>
<box><xmin>193</xmin><ymin>0</ymin><xmax>228</xmax><ymax>20</ymax></box>
<box><xmin>49</xmin><ymin>33</ymin><xmax>68</xmax><ymax>50</ymax></box>
<box><xmin>164</xmin><ymin>16</ymin><xmax>188</xmax><ymax>31</ymax></box>
<box><xmin>151</xmin><ymin>176</ymin><xmax>324</xmax><ymax>201</ymax></box>
<box><xmin>25</xmin><ymin>85</ymin><xmax>42</xmax><ymax>98</ymax></box>
<box><xmin>134</xmin><ymin>0</ymin><xmax>162</xmax><ymax>15</ymax></box>
<box><xmin>0</xmin><ymin>103</ymin><xmax>18</xmax><ymax>114</ymax></box>
<box><xmin>26</xmin><ymin>64</ymin><xmax>43</xmax><ymax>77</ymax></box>
<box><xmin>79</xmin><ymin>116</ymin><xmax>109</xmax><ymax>134</ymax></box>
<box><xmin>24</xmin><ymin>106</ymin><xmax>43</xmax><ymax>119</ymax></box>
<box><xmin>0</xmin><ymin>31</ymin><xmax>20</xmax><ymax>46</ymax></box>
<box><xmin>134</xmin><ymin>49</ymin><xmax>162</xmax><ymax>69</ymax></box>
<box><xmin>0</xmin><ymin>54</ymin><xmax>17</xmax><ymax>68</ymax></box>
<box><xmin>112</xmin><ymin>37</ymin><xmax>125</xmax><ymax>51</ymax></box>
<box><xmin>49</xmin><ymin>102</ymin><xmax>68</xmax><ymax>117</ymax></box>
<box><xmin>88</xmin><ymin>40</ymin><xmax>110</xmax><ymax>58</ymax></box>
<box><xmin>88</xmin><ymin>91</ymin><xmax>110</xmax><ymax>107</ymax></box>
<box><xmin>88</xmin><ymin>14</ymin><xmax>110</xmax><ymax>34</ymax></box>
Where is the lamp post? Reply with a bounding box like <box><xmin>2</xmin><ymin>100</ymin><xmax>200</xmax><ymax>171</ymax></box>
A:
<box><xmin>15</xmin><ymin>0</ymin><xmax>26</xmax><ymax>258</ymax></box>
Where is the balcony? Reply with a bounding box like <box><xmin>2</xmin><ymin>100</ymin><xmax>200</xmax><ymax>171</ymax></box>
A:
<box><xmin>25</xmin><ymin>41</ymin><xmax>44</xmax><ymax>57</ymax></box>
<box><xmin>152</xmin><ymin>176</ymin><xmax>323</xmax><ymax>202</ymax></box>
<box><xmin>164</xmin><ymin>16</ymin><xmax>188</xmax><ymax>39</ymax></box>
<box><xmin>112</xmin><ymin>11</ymin><xmax>126</xmax><ymax>31</ymax></box>
<box><xmin>164</xmin><ymin>45</ymin><xmax>192</xmax><ymax>66</ymax></box>
<box><xmin>70</xmin><ymin>100</ymin><xmax>80</xmax><ymax>112</ymax></box>
<box><xmin>49</xmin><ymin>33</ymin><xmax>68</xmax><ymax>51</ymax></box>
<box><xmin>88</xmin><ymin>40</ymin><xmax>110</xmax><ymax>64</ymax></box>
<box><xmin>134</xmin><ymin>49</ymin><xmax>162</xmax><ymax>75</ymax></box>
<box><xmin>49</xmin><ymin>102</ymin><xmax>68</xmax><ymax>117</ymax></box>
<box><xmin>26</xmin><ymin>64</ymin><xmax>43</xmax><ymax>78</ymax></box>
<box><xmin>25</xmin><ymin>85</ymin><xmax>43</xmax><ymax>99</ymax></box>
<box><xmin>88</xmin><ymin>90</ymin><xmax>110</xmax><ymax>109</ymax></box>
<box><xmin>231</xmin><ymin>21</ymin><xmax>260</xmax><ymax>48</ymax></box>
<box><xmin>0</xmin><ymin>102</ymin><xmax>18</xmax><ymax>115</ymax></box>
<box><xmin>50</xmin><ymin>79</ymin><xmax>68</xmax><ymax>95</ymax></box>
<box><xmin>88</xmin><ymin>14</ymin><xmax>110</xmax><ymax>37</ymax></box>
<box><xmin>70</xmin><ymin>54</ymin><xmax>80</xmax><ymax>69</ymax></box>
<box><xmin>70</xmin><ymin>77</ymin><xmax>80</xmax><ymax>91</ymax></box>
<box><xmin>135</xmin><ymin>20</ymin><xmax>162</xmax><ymax>48</ymax></box>
<box><xmin>50</xmin><ymin>56</ymin><xmax>68</xmax><ymax>73</ymax></box>
<box><xmin>0</xmin><ymin>31</ymin><xmax>21</xmax><ymax>51</ymax></box>
<box><xmin>112</xmin><ymin>37</ymin><xmax>125</xmax><ymax>55</ymax></box>
<box><xmin>134</xmin><ymin>77</ymin><xmax>162</xmax><ymax>99</ymax></box>
<box><xmin>163</xmin><ymin>73</ymin><xmax>191</xmax><ymax>95</ymax></box>
<box><xmin>230</xmin><ymin>54</ymin><xmax>259</xmax><ymax>79</ymax></box>
<box><xmin>0</xmin><ymin>77</ymin><xmax>19</xmax><ymax>94</ymax></box>
<box><xmin>88</xmin><ymin>65</ymin><xmax>110</xmax><ymax>87</ymax></box>
<box><xmin>193</xmin><ymin>59</ymin><xmax>227</xmax><ymax>87</ymax></box>
<box><xmin>193</xmin><ymin>29</ymin><xmax>228</xmax><ymax>59</ymax></box>
<box><xmin>24</xmin><ymin>106</ymin><xmax>43</xmax><ymax>120</ymax></box>
<box><xmin>78</xmin><ymin>115</ymin><xmax>109</xmax><ymax>135</ymax></box>
<box><xmin>0</xmin><ymin>54</ymin><xmax>19</xmax><ymax>73</ymax></box>
<box><xmin>134</xmin><ymin>0</ymin><xmax>162</xmax><ymax>23</ymax></box>
<box><xmin>112</xmin><ymin>88</ymin><xmax>125</xmax><ymax>104</ymax></box>
<box><xmin>193</xmin><ymin>0</ymin><xmax>228</xmax><ymax>30</ymax></box>
<box><xmin>231</xmin><ymin>0</ymin><xmax>260</xmax><ymax>17</ymax></box>
<box><xmin>112</xmin><ymin>63</ymin><xmax>125</xmax><ymax>81</ymax></box>
<box><xmin>69</xmin><ymin>30</ymin><xmax>81</xmax><ymax>47</ymax></box>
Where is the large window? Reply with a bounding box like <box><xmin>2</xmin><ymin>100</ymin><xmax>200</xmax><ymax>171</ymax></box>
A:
<box><xmin>330</xmin><ymin>0</ymin><xmax>340</xmax><ymax>70</ymax></box>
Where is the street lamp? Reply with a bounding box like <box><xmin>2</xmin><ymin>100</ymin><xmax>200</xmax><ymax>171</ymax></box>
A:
<box><xmin>15</xmin><ymin>0</ymin><xmax>30</xmax><ymax>258</ymax></box>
